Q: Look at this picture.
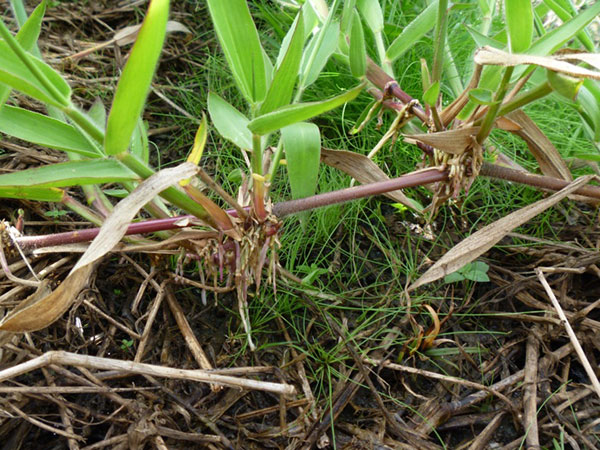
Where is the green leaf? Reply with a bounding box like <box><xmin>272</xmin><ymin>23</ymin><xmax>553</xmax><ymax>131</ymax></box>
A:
<box><xmin>299</xmin><ymin>19</ymin><xmax>340</xmax><ymax>88</ymax></box>
<box><xmin>0</xmin><ymin>40</ymin><xmax>70</xmax><ymax>107</ymax></box>
<box><xmin>0</xmin><ymin>159</ymin><xmax>139</xmax><ymax>188</ymax></box>
<box><xmin>282</xmin><ymin>122</ymin><xmax>321</xmax><ymax>202</ymax></box>
<box><xmin>0</xmin><ymin>186</ymin><xmax>64</xmax><ymax>202</ymax></box>
<box><xmin>248</xmin><ymin>83</ymin><xmax>364</xmax><ymax>135</ymax></box>
<box><xmin>207</xmin><ymin>0</ymin><xmax>268</xmax><ymax>104</ymax></box>
<box><xmin>0</xmin><ymin>105</ymin><xmax>100</xmax><ymax>157</ymax></box>
<box><xmin>505</xmin><ymin>0</ymin><xmax>533</xmax><ymax>53</ymax></box>
<box><xmin>444</xmin><ymin>272</ymin><xmax>465</xmax><ymax>283</ymax></box>
<box><xmin>87</xmin><ymin>98</ymin><xmax>107</xmax><ymax>130</ymax></box>
<box><xmin>528</xmin><ymin>2</ymin><xmax>600</xmax><ymax>56</ymax></box>
<box><xmin>0</xmin><ymin>1</ymin><xmax>47</xmax><ymax>107</ymax></box>
<box><xmin>260</xmin><ymin>12</ymin><xmax>305</xmax><ymax>115</ymax></box>
<box><xmin>423</xmin><ymin>81</ymin><xmax>440</xmax><ymax>107</ymax></box>
<box><xmin>104</xmin><ymin>0</ymin><xmax>169</xmax><ymax>156</ymax></box>
<box><xmin>547</xmin><ymin>69</ymin><xmax>583</xmax><ymax>101</ymax></box>
<box><xmin>14</xmin><ymin>0</ymin><xmax>46</xmax><ymax>51</ymax></box>
<box><xmin>576</xmin><ymin>80</ymin><xmax>600</xmax><ymax>142</ymax></box>
<box><xmin>356</xmin><ymin>0</ymin><xmax>383</xmax><ymax>34</ymax></box>
<box><xmin>386</xmin><ymin>0</ymin><xmax>438</xmax><ymax>63</ymax></box>
<box><xmin>543</xmin><ymin>0</ymin><xmax>595</xmax><ymax>51</ymax></box>
<box><xmin>462</xmin><ymin>261</ymin><xmax>490</xmax><ymax>282</ymax></box>
<box><xmin>208</xmin><ymin>92</ymin><xmax>252</xmax><ymax>150</ymax></box>
<box><xmin>349</xmin><ymin>9</ymin><xmax>366</xmax><ymax>78</ymax></box>
<box><xmin>130</xmin><ymin>118</ymin><xmax>150</xmax><ymax>164</ymax></box>
<box><xmin>340</xmin><ymin>0</ymin><xmax>357</xmax><ymax>33</ymax></box>
<box><xmin>468</xmin><ymin>87</ymin><xmax>495</xmax><ymax>105</ymax></box>
<box><xmin>573</xmin><ymin>153</ymin><xmax>600</xmax><ymax>162</ymax></box>
<box><xmin>464</xmin><ymin>24</ymin><xmax>504</xmax><ymax>49</ymax></box>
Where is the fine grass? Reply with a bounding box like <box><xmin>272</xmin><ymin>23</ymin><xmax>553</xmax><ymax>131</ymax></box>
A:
<box><xmin>150</xmin><ymin>2</ymin><xmax>596</xmax><ymax>442</ymax></box>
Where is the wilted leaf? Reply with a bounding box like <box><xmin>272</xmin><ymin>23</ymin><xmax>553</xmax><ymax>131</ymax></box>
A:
<box><xmin>474</xmin><ymin>46</ymin><xmax>600</xmax><ymax>80</ymax></box>
<box><xmin>321</xmin><ymin>148</ymin><xmax>422</xmax><ymax>210</ymax></box>
<box><xmin>404</xmin><ymin>127</ymin><xmax>481</xmax><ymax>155</ymax></box>
<box><xmin>0</xmin><ymin>163</ymin><xmax>198</xmax><ymax>332</ymax></box>
<box><xmin>409</xmin><ymin>175</ymin><xmax>592</xmax><ymax>291</ymax></box>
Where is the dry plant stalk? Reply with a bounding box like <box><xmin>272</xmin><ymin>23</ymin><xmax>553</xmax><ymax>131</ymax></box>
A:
<box><xmin>536</xmin><ymin>268</ymin><xmax>600</xmax><ymax>400</ymax></box>
<box><xmin>0</xmin><ymin>350</ymin><xmax>295</xmax><ymax>395</ymax></box>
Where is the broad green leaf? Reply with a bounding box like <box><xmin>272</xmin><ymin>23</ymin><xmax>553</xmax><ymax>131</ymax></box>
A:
<box><xmin>468</xmin><ymin>87</ymin><xmax>494</xmax><ymax>105</ymax></box>
<box><xmin>208</xmin><ymin>92</ymin><xmax>252</xmax><ymax>150</ymax></box>
<box><xmin>0</xmin><ymin>105</ymin><xmax>99</xmax><ymax>157</ymax></box>
<box><xmin>207</xmin><ymin>0</ymin><xmax>268</xmax><ymax>104</ymax></box>
<box><xmin>299</xmin><ymin>18</ymin><xmax>340</xmax><ymax>88</ymax></box>
<box><xmin>423</xmin><ymin>81</ymin><xmax>440</xmax><ymax>107</ymax></box>
<box><xmin>282</xmin><ymin>122</ymin><xmax>321</xmax><ymax>201</ymax></box>
<box><xmin>0</xmin><ymin>40</ymin><xmax>70</xmax><ymax>107</ymax></box>
<box><xmin>547</xmin><ymin>69</ymin><xmax>582</xmax><ymax>101</ymax></box>
<box><xmin>248</xmin><ymin>83</ymin><xmax>364</xmax><ymax>135</ymax></box>
<box><xmin>260</xmin><ymin>12</ymin><xmax>305</xmax><ymax>115</ymax></box>
<box><xmin>0</xmin><ymin>1</ymin><xmax>47</xmax><ymax>107</ymax></box>
<box><xmin>386</xmin><ymin>0</ymin><xmax>438</xmax><ymax>63</ymax></box>
<box><xmin>543</xmin><ymin>0</ymin><xmax>595</xmax><ymax>51</ymax></box>
<box><xmin>0</xmin><ymin>186</ymin><xmax>63</xmax><ymax>202</ymax></box>
<box><xmin>104</xmin><ymin>0</ymin><xmax>169</xmax><ymax>156</ymax></box>
<box><xmin>14</xmin><ymin>0</ymin><xmax>46</xmax><ymax>51</ymax></box>
<box><xmin>528</xmin><ymin>2</ymin><xmax>600</xmax><ymax>56</ymax></box>
<box><xmin>444</xmin><ymin>272</ymin><xmax>465</xmax><ymax>283</ymax></box>
<box><xmin>576</xmin><ymin>80</ymin><xmax>600</xmax><ymax>142</ymax></box>
<box><xmin>505</xmin><ymin>0</ymin><xmax>533</xmax><ymax>53</ymax></box>
<box><xmin>356</xmin><ymin>0</ymin><xmax>383</xmax><ymax>34</ymax></box>
<box><xmin>349</xmin><ymin>10</ymin><xmax>366</xmax><ymax>78</ymax></box>
<box><xmin>0</xmin><ymin>159</ymin><xmax>139</xmax><ymax>188</ymax></box>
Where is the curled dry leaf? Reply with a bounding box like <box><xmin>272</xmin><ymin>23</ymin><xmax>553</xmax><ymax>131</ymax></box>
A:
<box><xmin>0</xmin><ymin>163</ymin><xmax>199</xmax><ymax>332</ymax></box>
<box><xmin>409</xmin><ymin>175</ymin><xmax>593</xmax><ymax>291</ymax></box>
<box><xmin>404</xmin><ymin>127</ymin><xmax>481</xmax><ymax>156</ymax></box>
<box><xmin>474</xmin><ymin>46</ymin><xmax>600</xmax><ymax>80</ymax></box>
<box><xmin>320</xmin><ymin>148</ymin><xmax>422</xmax><ymax>211</ymax></box>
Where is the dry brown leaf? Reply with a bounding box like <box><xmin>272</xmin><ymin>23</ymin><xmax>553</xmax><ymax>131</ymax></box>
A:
<box><xmin>0</xmin><ymin>163</ymin><xmax>198</xmax><ymax>332</ymax></box>
<box><xmin>69</xmin><ymin>21</ymin><xmax>191</xmax><ymax>59</ymax></box>
<box><xmin>320</xmin><ymin>148</ymin><xmax>422</xmax><ymax>211</ymax></box>
<box><xmin>404</xmin><ymin>127</ymin><xmax>481</xmax><ymax>155</ymax></box>
<box><xmin>506</xmin><ymin>110</ymin><xmax>572</xmax><ymax>181</ymax></box>
<box><xmin>495</xmin><ymin>116</ymin><xmax>521</xmax><ymax>131</ymax></box>
<box><xmin>409</xmin><ymin>175</ymin><xmax>592</xmax><ymax>291</ymax></box>
<box><xmin>474</xmin><ymin>46</ymin><xmax>600</xmax><ymax>80</ymax></box>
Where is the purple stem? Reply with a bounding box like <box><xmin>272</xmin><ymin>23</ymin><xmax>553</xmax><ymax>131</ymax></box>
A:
<box><xmin>15</xmin><ymin>169</ymin><xmax>447</xmax><ymax>250</ymax></box>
